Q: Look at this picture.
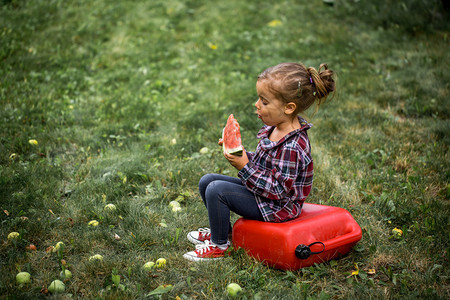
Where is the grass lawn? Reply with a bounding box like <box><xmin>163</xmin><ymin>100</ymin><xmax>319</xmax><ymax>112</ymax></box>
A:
<box><xmin>1</xmin><ymin>0</ymin><xmax>449</xmax><ymax>298</ymax></box>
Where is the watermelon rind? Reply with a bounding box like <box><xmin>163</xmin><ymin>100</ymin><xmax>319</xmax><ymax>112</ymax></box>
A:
<box><xmin>222</xmin><ymin>115</ymin><xmax>244</xmax><ymax>156</ymax></box>
<box><xmin>222</xmin><ymin>128</ymin><xmax>243</xmax><ymax>156</ymax></box>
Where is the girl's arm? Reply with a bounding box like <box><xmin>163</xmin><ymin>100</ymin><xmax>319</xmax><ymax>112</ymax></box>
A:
<box><xmin>224</xmin><ymin>150</ymin><xmax>249</xmax><ymax>171</ymax></box>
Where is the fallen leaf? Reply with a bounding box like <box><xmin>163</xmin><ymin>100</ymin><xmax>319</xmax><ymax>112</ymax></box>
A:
<box><xmin>351</xmin><ymin>263</ymin><xmax>359</xmax><ymax>276</ymax></box>
<box><xmin>351</xmin><ymin>269</ymin><xmax>359</xmax><ymax>276</ymax></box>
<box><xmin>147</xmin><ymin>284</ymin><xmax>173</xmax><ymax>296</ymax></box>
<box><xmin>268</xmin><ymin>19</ymin><xmax>282</xmax><ymax>27</ymax></box>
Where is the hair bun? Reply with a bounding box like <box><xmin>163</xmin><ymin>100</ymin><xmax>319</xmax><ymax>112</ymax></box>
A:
<box><xmin>307</xmin><ymin>64</ymin><xmax>335</xmax><ymax>103</ymax></box>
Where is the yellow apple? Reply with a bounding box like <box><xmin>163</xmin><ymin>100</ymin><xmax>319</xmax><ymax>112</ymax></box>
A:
<box><xmin>8</xmin><ymin>232</ymin><xmax>20</xmax><ymax>240</ymax></box>
<box><xmin>155</xmin><ymin>258</ymin><xmax>167</xmax><ymax>268</ymax></box>
<box><xmin>88</xmin><ymin>220</ymin><xmax>99</xmax><ymax>226</ymax></box>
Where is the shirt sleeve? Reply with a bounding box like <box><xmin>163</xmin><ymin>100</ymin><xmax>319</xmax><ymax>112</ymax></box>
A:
<box><xmin>238</xmin><ymin>145</ymin><xmax>309</xmax><ymax>201</ymax></box>
<box><xmin>246</xmin><ymin>150</ymin><xmax>255</xmax><ymax>161</ymax></box>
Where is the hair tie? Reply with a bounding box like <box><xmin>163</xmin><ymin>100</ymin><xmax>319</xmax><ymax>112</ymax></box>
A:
<box><xmin>297</xmin><ymin>81</ymin><xmax>303</xmax><ymax>97</ymax></box>
<box><xmin>309</xmin><ymin>76</ymin><xmax>317</xmax><ymax>97</ymax></box>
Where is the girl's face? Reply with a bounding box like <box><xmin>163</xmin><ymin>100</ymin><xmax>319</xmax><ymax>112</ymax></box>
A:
<box><xmin>255</xmin><ymin>80</ymin><xmax>288</xmax><ymax>127</ymax></box>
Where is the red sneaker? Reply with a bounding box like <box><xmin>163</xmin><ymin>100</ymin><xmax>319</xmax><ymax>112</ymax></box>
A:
<box><xmin>183</xmin><ymin>241</ymin><xmax>229</xmax><ymax>261</ymax></box>
<box><xmin>187</xmin><ymin>228</ymin><xmax>211</xmax><ymax>245</ymax></box>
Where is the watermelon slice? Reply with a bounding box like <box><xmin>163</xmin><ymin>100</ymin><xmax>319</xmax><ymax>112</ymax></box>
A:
<box><xmin>222</xmin><ymin>114</ymin><xmax>243</xmax><ymax>156</ymax></box>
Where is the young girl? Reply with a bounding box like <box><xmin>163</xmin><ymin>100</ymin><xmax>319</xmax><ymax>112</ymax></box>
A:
<box><xmin>183</xmin><ymin>62</ymin><xmax>335</xmax><ymax>261</ymax></box>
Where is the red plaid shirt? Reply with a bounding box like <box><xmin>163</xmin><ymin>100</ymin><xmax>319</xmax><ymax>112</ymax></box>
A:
<box><xmin>238</xmin><ymin>117</ymin><xmax>313</xmax><ymax>222</ymax></box>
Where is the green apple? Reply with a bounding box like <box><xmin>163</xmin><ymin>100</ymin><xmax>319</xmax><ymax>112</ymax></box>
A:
<box><xmin>226</xmin><ymin>283</ymin><xmax>242</xmax><ymax>297</ymax></box>
<box><xmin>104</xmin><ymin>203</ymin><xmax>116</xmax><ymax>211</ymax></box>
<box><xmin>169</xmin><ymin>200</ymin><xmax>181</xmax><ymax>209</ymax></box>
<box><xmin>48</xmin><ymin>280</ymin><xmax>65</xmax><ymax>293</ymax></box>
<box><xmin>169</xmin><ymin>200</ymin><xmax>181</xmax><ymax>212</ymax></box>
<box><xmin>143</xmin><ymin>261</ymin><xmax>155</xmax><ymax>271</ymax></box>
<box><xmin>155</xmin><ymin>258</ymin><xmax>167</xmax><ymax>268</ymax></box>
<box><xmin>89</xmin><ymin>254</ymin><xmax>103</xmax><ymax>261</ymax></box>
<box><xmin>16</xmin><ymin>272</ymin><xmax>31</xmax><ymax>284</ymax></box>
<box><xmin>60</xmin><ymin>269</ymin><xmax>72</xmax><ymax>280</ymax></box>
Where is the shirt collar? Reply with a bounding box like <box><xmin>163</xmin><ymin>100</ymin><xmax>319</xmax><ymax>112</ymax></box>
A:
<box><xmin>256</xmin><ymin>117</ymin><xmax>312</xmax><ymax>149</ymax></box>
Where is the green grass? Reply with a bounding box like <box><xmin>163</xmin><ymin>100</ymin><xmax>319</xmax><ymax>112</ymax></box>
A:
<box><xmin>1</xmin><ymin>0</ymin><xmax>449</xmax><ymax>298</ymax></box>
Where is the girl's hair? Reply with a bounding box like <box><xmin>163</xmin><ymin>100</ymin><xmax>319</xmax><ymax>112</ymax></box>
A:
<box><xmin>257</xmin><ymin>62</ymin><xmax>336</xmax><ymax>115</ymax></box>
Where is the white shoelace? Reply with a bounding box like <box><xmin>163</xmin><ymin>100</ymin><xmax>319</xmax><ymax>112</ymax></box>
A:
<box><xmin>197</xmin><ymin>227</ymin><xmax>211</xmax><ymax>237</ymax></box>
<box><xmin>195</xmin><ymin>240</ymin><xmax>215</xmax><ymax>254</ymax></box>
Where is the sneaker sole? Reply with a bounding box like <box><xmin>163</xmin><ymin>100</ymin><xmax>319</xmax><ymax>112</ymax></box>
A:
<box><xmin>187</xmin><ymin>234</ymin><xmax>209</xmax><ymax>245</ymax></box>
<box><xmin>183</xmin><ymin>253</ymin><xmax>224</xmax><ymax>262</ymax></box>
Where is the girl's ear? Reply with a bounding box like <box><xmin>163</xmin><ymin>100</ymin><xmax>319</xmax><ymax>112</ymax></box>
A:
<box><xmin>284</xmin><ymin>102</ymin><xmax>297</xmax><ymax>115</ymax></box>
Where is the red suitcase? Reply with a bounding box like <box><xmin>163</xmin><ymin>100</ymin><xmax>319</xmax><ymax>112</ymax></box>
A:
<box><xmin>232</xmin><ymin>203</ymin><xmax>362</xmax><ymax>270</ymax></box>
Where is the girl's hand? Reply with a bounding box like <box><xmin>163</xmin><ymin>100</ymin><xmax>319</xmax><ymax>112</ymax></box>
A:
<box><xmin>224</xmin><ymin>149</ymin><xmax>249</xmax><ymax>171</ymax></box>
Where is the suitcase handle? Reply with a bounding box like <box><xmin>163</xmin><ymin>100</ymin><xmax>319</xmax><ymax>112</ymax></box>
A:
<box><xmin>295</xmin><ymin>241</ymin><xmax>325</xmax><ymax>259</ymax></box>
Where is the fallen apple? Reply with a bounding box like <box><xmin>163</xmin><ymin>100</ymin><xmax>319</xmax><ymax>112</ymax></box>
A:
<box><xmin>89</xmin><ymin>254</ymin><xmax>103</xmax><ymax>261</ymax></box>
<box><xmin>199</xmin><ymin>147</ymin><xmax>209</xmax><ymax>154</ymax></box>
<box><xmin>16</xmin><ymin>272</ymin><xmax>31</xmax><ymax>284</ymax></box>
<box><xmin>48</xmin><ymin>280</ymin><xmax>65</xmax><ymax>293</ymax></box>
<box><xmin>169</xmin><ymin>201</ymin><xmax>180</xmax><ymax>209</ymax></box>
<box><xmin>143</xmin><ymin>261</ymin><xmax>155</xmax><ymax>271</ymax></box>
<box><xmin>60</xmin><ymin>269</ymin><xmax>72</xmax><ymax>280</ymax></box>
<box><xmin>88</xmin><ymin>220</ymin><xmax>99</xmax><ymax>226</ymax></box>
<box><xmin>155</xmin><ymin>258</ymin><xmax>167</xmax><ymax>268</ymax></box>
<box><xmin>226</xmin><ymin>283</ymin><xmax>242</xmax><ymax>297</ymax></box>
<box><xmin>169</xmin><ymin>200</ymin><xmax>182</xmax><ymax>212</ymax></box>
<box><xmin>8</xmin><ymin>232</ymin><xmax>20</xmax><ymax>240</ymax></box>
<box><xmin>104</xmin><ymin>203</ymin><xmax>116</xmax><ymax>211</ymax></box>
